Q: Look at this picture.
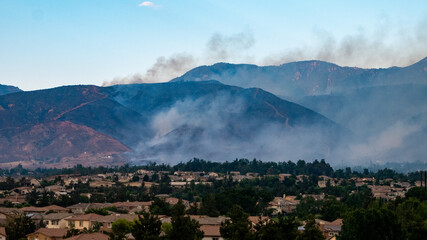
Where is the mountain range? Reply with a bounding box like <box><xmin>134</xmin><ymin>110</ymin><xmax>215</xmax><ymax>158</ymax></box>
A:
<box><xmin>0</xmin><ymin>57</ymin><xmax>426</xmax><ymax>168</ymax></box>
<box><xmin>0</xmin><ymin>82</ymin><xmax>345</xmax><ymax>168</ymax></box>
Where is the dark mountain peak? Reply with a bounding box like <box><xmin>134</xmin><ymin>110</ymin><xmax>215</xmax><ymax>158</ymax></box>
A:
<box><xmin>0</xmin><ymin>84</ymin><xmax>22</xmax><ymax>96</ymax></box>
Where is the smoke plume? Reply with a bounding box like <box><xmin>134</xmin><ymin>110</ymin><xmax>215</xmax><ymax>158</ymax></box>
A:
<box><xmin>264</xmin><ymin>18</ymin><xmax>427</xmax><ymax>68</ymax></box>
<box><xmin>103</xmin><ymin>30</ymin><xmax>255</xmax><ymax>86</ymax></box>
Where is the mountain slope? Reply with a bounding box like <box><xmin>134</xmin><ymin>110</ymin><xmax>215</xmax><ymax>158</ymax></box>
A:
<box><xmin>0</xmin><ymin>82</ymin><xmax>347</xmax><ymax>167</ymax></box>
<box><xmin>108</xmin><ymin>81</ymin><xmax>347</xmax><ymax>163</ymax></box>
<box><xmin>0</xmin><ymin>84</ymin><xmax>22</xmax><ymax>96</ymax></box>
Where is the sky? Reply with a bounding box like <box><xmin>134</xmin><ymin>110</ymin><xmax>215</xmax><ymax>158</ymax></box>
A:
<box><xmin>0</xmin><ymin>0</ymin><xmax>426</xmax><ymax>91</ymax></box>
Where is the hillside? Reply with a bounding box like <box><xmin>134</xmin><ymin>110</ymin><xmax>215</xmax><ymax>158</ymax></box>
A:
<box><xmin>0</xmin><ymin>82</ymin><xmax>346</xmax><ymax>167</ymax></box>
<box><xmin>0</xmin><ymin>84</ymin><xmax>22</xmax><ymax>95</ymax></box>
<box><xmin>171</xmin><ymin>58</ymin><xmax>427</xmax><ymax>165</ymax></box>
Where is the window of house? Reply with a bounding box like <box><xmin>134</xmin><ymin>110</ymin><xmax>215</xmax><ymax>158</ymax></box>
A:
<box><xmin>79</xmin><ymin>221</ymin><xmax>83</xmax><ymax>227</ymax></box>
<box><xmin>52</xmin><ymin>220</ymin><xmax>58</xmax><ymax>225</ymax></box>
<box><xmin>213</xmin><ymin>238</ymin><xmax>219</xmax><ymax>240</ymax></box>
<box><xmin>107</xmin><ymin>223</ymin><xmax>112</xmax><ymax>228</ymax></box>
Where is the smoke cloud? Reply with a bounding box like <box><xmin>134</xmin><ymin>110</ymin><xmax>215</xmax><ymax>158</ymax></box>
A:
<box><xmin>264</xmin><ymin>18</ymin><xmax>427</xmax><ymax>68</ymax></box>
<box><xmin>104</xmin><ymin>54</ymin><xmax>196</xmax><ymax>86</ymax></box>
<box><xmin>103</xmin><ymin>30</ymin><xmax>255</xmax><ymax>86</ymax></box>
<box><xmin>205</xmin><ymin>31</ymin><xmax>255</xmax><ymax>62</ymax></box>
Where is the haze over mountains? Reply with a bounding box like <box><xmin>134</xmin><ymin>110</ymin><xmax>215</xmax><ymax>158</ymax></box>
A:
<box><xmin>0</xmin><ymin>57</ymin><xmax>426</xmax><ymax>169</ymax></box>
<box><xmin>173</xmin><ymin>57</ymin><xmax>427</xmax><ymax>166</ymax></box>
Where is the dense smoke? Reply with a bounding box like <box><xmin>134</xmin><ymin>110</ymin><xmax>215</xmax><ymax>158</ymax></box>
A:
<box><xmin>124</xmin><ymin>91</ymin><xmax>334</xmax><ymax>165</ymax></box>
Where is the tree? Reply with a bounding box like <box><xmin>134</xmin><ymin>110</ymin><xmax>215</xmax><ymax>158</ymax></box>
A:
<box><xmin>295</xmin><ymin>196</ymin><xmax>322</xmax><ymax>218</ymax></box>
<box><xmin>396</xmin><ymin>198</ymin><xmax>427</xmax><ymax>240</ymax></box>
<box><xmin>132</xmin><ymin>212</ymin><xmax>162</xmax><ymax>240</ymax></box>
<box><xmin>111</xmin><ymin>219</ymin><xmax>134</xmax><ymax>240</ymax></box>
<box><xmin>220</xmin><ymin>205</ymin><xmax>255</xmax><ymax>240</ymax></box>
<box><xmin>168</xmin><ymin>200</ymin><xmax>203</xmax><ymax>240</ymax></box>
<box><xmin>339</xmin><ymin>208</ymin><xmax>404</xmax><ymax>240</ymax></box>
<box><xmin>149</xmin><ymin>198</ymin><xmax>171</xmax><ymax>215</ymax></box>
<box><xmin>297</xmin><ymin>215</ymin><xmax>324</xmax><ymax>240</ymax></box>
<box><xmin>255</xmin><ymin>214</ymin><xmax>299</xmax><ymax>240</ymax></box>
<box><xmin>405</xmin><ymin>187</ymin><xmax>427</xmax><ymax>201</ymax></box>
<box><xmin>320</xmin><ymin>196</ymin><xmax>346</xmax><ymax>222</ymax></box>
<box><xmin>5</xmin><ymin>212</ymin><xmax>36</xmax><ymax>240</ymax></box>
<box><xmin>200</xmin><ymin>194</ymin><xmax>219</xmax><ymax>217</ymax></box>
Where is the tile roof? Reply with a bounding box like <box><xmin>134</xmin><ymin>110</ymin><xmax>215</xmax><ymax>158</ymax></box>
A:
<box><xmin>189</xmin><ymin>215</ymin><xmax>228</xmax><ymax>225</ymax></box>
<box><xmin>28</xmin><ymin>228</ymin><xmax>67</xmax><ymax>238</ymax></box>
<box><xmin>97</xmin><ymin>214</ymin><xmax>138</xmax><ymax>223</ymax></box>
<box><xmin>200</xmin><ymin>225</ymin><xmax>221</xmax><ymax>237</ymax></box>
<box><xmin>65</xmin><ymin>233</ymin><xmax>109</xmax><ymax>240</ymax></box>
<box><xmin>43</xmin><ymin>213</ymin><xmax>74</xmax><ymax>220</ymax></box>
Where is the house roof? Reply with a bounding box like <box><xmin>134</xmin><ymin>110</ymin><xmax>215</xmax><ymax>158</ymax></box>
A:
<box><xmin>248</xmin><ymin>216</ymin><xmax>269</xmax><ymax>224</ymax></box>
<box><xmin>97</xmin><ymin>214</ymin><xmax>138</xmax><ymax>223</ymax></box>
<box><xmin>0</xmin><ymin>227</ymin><xmax>6</xmax><ymax>237</ymax></box>
<box><xmin>111</xmin><ymin>201</ymin><xmax>152</xmax><ymax>207</ymax></box>
<box><xmin>27</xmin><ymin>228</ymin><xmax>67</xmax><ymax>238</ymax></box>
<box><xmin>189</xmin><ymin>215</ymin><xmax>228</xmax><ymax>225</ymax></box>
<box><xmin>330</xmin><ymin>219</ymin><xmax>343</xmax><ymax>225</ymax></box>
<box><xmin>43</xmin><ymin>213</ymin><xmax>74</xmax><ymax>220</ymax></box>
<box><xmin>20</xmin><ymin>207</ymin><xmax>46</xmax><ymax>212</ymax></box>
<box><xmin>44</xmin><ymin>205</ymin><xmax>68</xmax><ymax>211</ymax></box>
<box><xmin>200</xmin><ymin>225</ymin><xmax>221</xmax><ymax>237</ymax></box>
<box><xmin>21</xmin><ymin>205</ymin><xmax>68</xmax><ymax>213</ymax></box>
<box><xmin>66</xmin><ymin>213</ymin><xmax>104</xmax><ymax>221</ymax></box>
<box><xmin>66</xmin><ymin>233</ymin><xmax>109</xmax><ymax>240</ymax></box>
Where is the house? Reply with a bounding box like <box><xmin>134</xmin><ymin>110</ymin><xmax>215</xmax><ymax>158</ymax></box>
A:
<box><xmin>67</xmin><ymin>203</ymin><xmax>111</xmax><ymax>214</ymax></box>
<box><xmin>0</xmin><ymin>207</ymin><xmax>22</xmax><ymax>225</ymax></box>
<box><xmin>200</xmin><ymin>225</ymin><xmax>223</xmax><ymax>240</ymax></box>
<box><xmin>43</xmin><ymin>213</ymin><xmax>74</xmax><ymax>229</ymax></box>
<box><xmin>89</xmin><ymin>180</ymin><xmax>115</xmax><ymax>188</ymax></box>
<box><xmin>12</xmin><ymin>186</ymin><xmax>33</xmax><ymax>195</ymax></box>
<box><xmin>44</xmin><ymin>205</ymin><xmax>69</xmax><ymax>213</ymax></box>
<box><xmin>21</xmin><ymin>205</ymin><xmax>68</xmax><ymax>214</ymax></box>
<box><xmin>318</xmin><ymin>219</ymin><xmax>342</xmax><ymax>240</ymax></box>
<box><xmin>190</xmin><ymin>215</ymin><xmax>228</xmax><ymax>225</ymax></box>
<box><xmin>0</xmin><ymin>194</ymin><xmax>26</xmax><ymax>204</ymax></box>
<box><xmin>164</xmin><ymin>197</ymin><xmax>188</xmax><ymax>206</ymax></box>
<box><xmin>0</xmin><ymin>227</ymin><xmax>6</xmax><ymax>240</ymax></box>
<box><xmin>248</xmin><ymin>216</ymin><xmax>269</xmax><ymax>226</ymax></box>
<box><xmin>97</xmin><ymin>214</ymin><xmax>138</xmax><ymax>229</ymax></box>
<box><xmin>65</xmin><ymin>233</ymin><xmax>109</xmax><ymax>240</ymax></box>
<box><xmin>111</xmin><ymin>201</ymin><xmax>152</xmax><ymax>213</ymax></box>
<box><xmin>369</xmin><ymin>185</ymin><xmax>392</xmax><ymax>199</ymax></box>
<box><xmin>27</xmin><ymin>228</ymin><xmax>67</xmax><ymax>240</ymax></box>
<box><xmin>65</xmin><ymin>214</ymin><xmax>104</xmax><ymax>230</ymax></box>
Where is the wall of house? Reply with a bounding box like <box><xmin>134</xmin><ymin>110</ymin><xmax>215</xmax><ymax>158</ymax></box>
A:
<box><xmin>67</xmin><ymin>220</ymin><xmax>92</xmax><ymax>230</ymax></box>
<box><xmin>46</xmin><ymin>219</ymin><xmax>69</xmax><ymax>229</ymax></box>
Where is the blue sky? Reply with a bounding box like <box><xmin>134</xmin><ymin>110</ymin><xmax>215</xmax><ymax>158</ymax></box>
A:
<box><xmin>0</xmin><ymin>0</ymin><xmax>426</xmax><ymax>90</ymax></box>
